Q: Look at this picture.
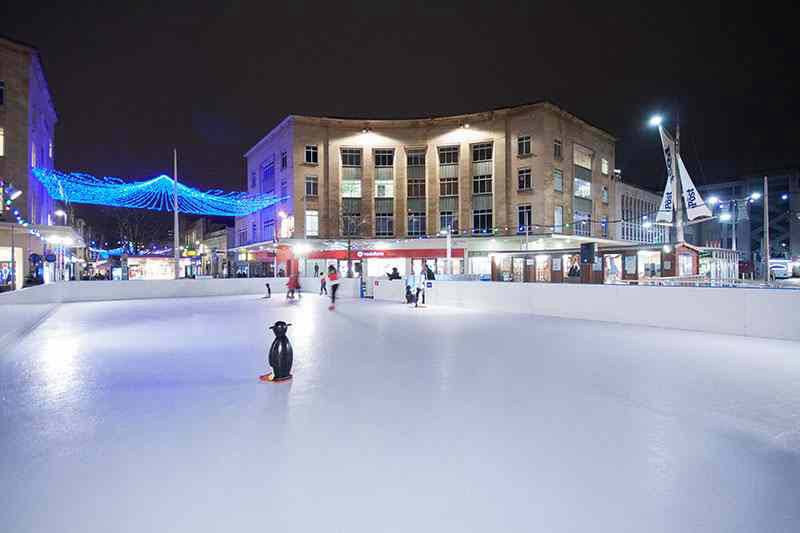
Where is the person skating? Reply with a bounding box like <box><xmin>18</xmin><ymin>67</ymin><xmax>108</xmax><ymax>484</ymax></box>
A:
<box><xmin>286</xmin><ymin>271</ymin><xmax>301</xmax><ymax>300</ymax></box>
<box><xmin>319</xmin><ymin>271</ymin><xmax>327</xmax><ymax>295</ymax></box>
<box><xmin>327</xmin><ymin>265</ymin><xmax>340</xmax><ymax>310</ymax></box>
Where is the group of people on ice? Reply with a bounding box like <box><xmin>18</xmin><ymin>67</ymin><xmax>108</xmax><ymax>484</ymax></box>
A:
<box><xmin>285</xmin><ymin>266</ymin><xmax>340</xmax><ymax>310</ymax></box>
<box><xmin>404</xmin><ymin>263</ymin><xmax>435</xmax><ymax>308</ymax></box>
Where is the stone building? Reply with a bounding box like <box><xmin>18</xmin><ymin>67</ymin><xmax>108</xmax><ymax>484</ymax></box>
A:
<box><xmin>234</xmin><ymin>101</ymin><xmax>619</xmax><ymax>276</ymax></box>
<box><xmin>610</xmin><ymin>172</ymin><xmax>669</xmax><ymax>244</ymax></box>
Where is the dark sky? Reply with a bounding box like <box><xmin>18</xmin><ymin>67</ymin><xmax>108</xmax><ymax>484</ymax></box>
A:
<box><xmin>6</xmin><ymin>1</ymin><xmax>797</xmax><ymax>202</ymax></box>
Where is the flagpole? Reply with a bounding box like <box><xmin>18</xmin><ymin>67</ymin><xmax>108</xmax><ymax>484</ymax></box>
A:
<box><xmin>173</xmin><ymin>148</ymin><xmax>180</xmax><ymax>279</ymax></box>
<box><xmin>674</xmin><ymin>115</ymin><xmax>684</xmax><ymax>243</ymax></box>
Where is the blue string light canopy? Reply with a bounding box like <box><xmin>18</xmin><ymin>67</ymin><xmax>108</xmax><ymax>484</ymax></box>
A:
<box><xmin>32</xmin><ymin>168</ymin><xmax>281</xmax><ymax>216</ymax></box>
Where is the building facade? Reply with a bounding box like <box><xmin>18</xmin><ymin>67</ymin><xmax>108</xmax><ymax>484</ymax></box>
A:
<box><xmin>687</xmin><ymin>169</ymin><xmax>800</xmax><ymax>264</ymax></box>
<box><xmin>0</xmin><ymin>35</ymin><xmax>62</xmax><ymax>289</ymax></box>
<box><xmin>610</xmin><ymin>174</ymin><xmax>669</xmax><ymax>244</ymax></box>
<box><xmin>235</xmin><ymin>101</ymin><xmax>618</xmax><ymax>275</ymax></box>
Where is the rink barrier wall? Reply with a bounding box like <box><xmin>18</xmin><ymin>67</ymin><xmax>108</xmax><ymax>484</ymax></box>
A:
<box><xmin>371</xmin><ymin>280</ymin><xmax>800</xmax><ymax>342</ymax></box>
<box><xmin>0</xmin><ymin>277</ymin><xmax>360</xmax><ymax>305</ymax></box>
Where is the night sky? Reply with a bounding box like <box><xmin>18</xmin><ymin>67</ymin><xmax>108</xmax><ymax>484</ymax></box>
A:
<box><xmin>5</xmin><ymin>1</ymin><xmax>797</xmax><ymax>234</ymax></box>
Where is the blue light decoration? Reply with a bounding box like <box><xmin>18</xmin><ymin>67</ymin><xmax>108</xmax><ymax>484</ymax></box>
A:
<box><xmin>32</xmin><ymin>168</ymin><xmax>281</xmax><ymax>216</ymax></box>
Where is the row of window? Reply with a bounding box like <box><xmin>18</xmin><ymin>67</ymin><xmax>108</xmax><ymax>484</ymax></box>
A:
<box><xmin>297</xmin><ymin>169</ymin><xmax>607</xmax><ymax>200</ymax></box>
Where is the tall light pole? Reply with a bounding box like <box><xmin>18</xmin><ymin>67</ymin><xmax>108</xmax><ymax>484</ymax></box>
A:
<box><xmin>173</xmin><ymin>149</ymin><xmax>180</xmax><ymax>279</ymax></box>
<box><xmin>763</xmin><ymin>176</ymin><xmax>770</xmax><ymax>283</ymax></box>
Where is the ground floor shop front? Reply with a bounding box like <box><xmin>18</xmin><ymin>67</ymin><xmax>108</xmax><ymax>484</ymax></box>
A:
<box><xmin>489</xmin><ymin>243</ymin><xmax>738</xmax><ymax>285</ymax></box>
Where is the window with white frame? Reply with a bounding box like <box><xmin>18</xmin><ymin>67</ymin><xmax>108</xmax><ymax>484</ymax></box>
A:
<box><xmin>374</xmin><ymin>148</ymin><xmax>394</xmax><ymax>167</ymax></box>
<box><xmin>518</xmin><ymin>135</ymin><xmax>531</xmax><ymax>156</ymax></box>
<box><xmin>375</xmin><ymin>181</ymin><xmax>395</xmax><ymax>198</ymax></box>
<box><xmin>518</xmin><ymin>204</ymin><xmax>532</xmax><ymax>234</ymax></box>
<box><xmin>407</xmin><ymin>149</ymin><xmax>425</xmax><ymax>198</ymax></box>
<box><xmin>472</xmin><ymin>208</ymin><xmax>493</xmax><ymax>233</ymax></box>
<box><xmin>554</xmin><ymin>139</ymin><xmax>563</xmax><ymax>160</ymax></box>
<box><xmin>439</xmin><ymin>146</ymin><xmax>459</xmax><ymax>197</ymax></box>
<box><xmin>280</xmin><ymin>151</ymin><xmax>288</xmax><ymax>170</ymax></box>
<box><xmin>341</xmin><ymin>180</ymin><xmax>362</xmax><ymax>198</ymax></box>
<box><xmin>554</xmin><ymin>206</ymin><xmax>563</xmax><ymax>233</ymax></box>
<box><xmin>305</xmin><ymin>145</ymin><xmax>318</xmax><ymax>164</ymax></box>
<box><xmin>440</xmin><ymin>211</ymin><xmax>457</xmax><ymax>232</ymax></box>
<box><xmin>574</xmin><ymin>177</ymin><xmax>592</xmax><ymax>199</ymax></box>
<box><xmin>438</xmin><ymin>146</ymin><xmax>459</xmax><ymax>165</ymax></box>
<box><xmin>472</xmin><ymin>142</ymin><xmax>493</xmax><ymax>195</ymax></box>
<box><xmin>554</xmin><ymin>168</ymin><xmax>563</xmax><ymax>192</ymax></box>
<box><xmin>341</xmin><ymin>148</ymin><xmax>362</xmax><ymax>167</ymax></box>
<box><xmin>305</xmin><ymin>210</ymin><xmax>319</xmax><ymax>237</ymax></box>
<box><xmin>305</xmin><ymin>176</ymin><xmax>318</xmax><ymax>197</ymax></box>
<box><xmin>573</xmin><ymin>144</ymin><xmax>593</xmax><ymax>170</ymax></box>
<box><xmin>518</xmin><ymin>167</ymin><xmax>532</xmax><ymax>191</ymax></box>
<box><xmin>574</xmin><ymin>210</ymin><xmax>591</xmax><ymax>236</ymax></box>
<box><xmin>375</xmin><ymin>213</ymin><xmax>394</xmax><ymax>236</ymax></box>
<box><xmin>601</xmin><ymin>158</ymin><xmax>609</xmax><ymax>175</ymax></box>
<box><xmin>408</xmin><ymin>212</ymin><xmax>426</xmax><ymax>236</ymax></box>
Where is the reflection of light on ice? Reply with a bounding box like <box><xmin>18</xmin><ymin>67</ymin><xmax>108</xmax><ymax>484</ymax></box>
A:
<box><xmin>38</xmin><ymin>335</ymin><xmax>81</xmax><ymax>400</ymax></box>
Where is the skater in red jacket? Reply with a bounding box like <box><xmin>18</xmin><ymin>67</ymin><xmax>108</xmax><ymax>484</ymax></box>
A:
<box><xmin>326</xmin><ymin>265</ymin><xmax>340</xmax><ymax>310</ymax></box>
<box><xmin>286</xmin><ymin>272</ymin><xmax>301</xmax><ymax>300</ymax></box>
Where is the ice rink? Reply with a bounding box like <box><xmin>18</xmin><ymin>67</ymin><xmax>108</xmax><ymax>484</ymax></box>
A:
<box><xmin>2</xmin><ymin>294</ymin><xmax>800</xmax><ymax>532</ymax></box>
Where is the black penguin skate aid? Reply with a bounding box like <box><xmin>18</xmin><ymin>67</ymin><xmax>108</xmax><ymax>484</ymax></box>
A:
<box><xmin>259</xmin><ymin>321</ymin><xmax>293</xmax><ymax>383</ymax></box>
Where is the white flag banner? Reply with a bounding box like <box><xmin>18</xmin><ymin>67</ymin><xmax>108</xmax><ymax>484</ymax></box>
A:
<box><xmin>656</xmin><ymin>126</ymin><xmax>675</xmax><ymax>224</ymax></box>
<box><xmin>677</xmin><ymin>155</ymin><xmax>712</xmax><ymax>221</ymax></box>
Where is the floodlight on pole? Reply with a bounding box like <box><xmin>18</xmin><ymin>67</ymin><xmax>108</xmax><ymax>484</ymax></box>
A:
<box><xmin>720</xmin><ymin>212</ymin><xmax>732</xmax><ymax>222</ymax></box>
<box><xmin>648</xmin><ymin>115</ymin><xmax>663</xmax><ymax>127</ymax></box>
<box><xmin>750</xmin><ymin>192</ymin><xmax>762</xmax><ymax>200</ymax></box>
<box><xmin>708</xmin><ymin>196</ymin><xmax>719</xmax><ymax>205</ymax></box>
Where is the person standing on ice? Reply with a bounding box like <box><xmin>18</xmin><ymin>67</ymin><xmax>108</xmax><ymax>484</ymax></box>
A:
<box><xmin>415</xmin><ymin>267</ymin><xmax>427</xmax><ymax>307</ymax></box>
<box><xmin>319</xmin><ymin>271</ymin><xmax>327</xmax><ymax>295</ymax></box>
<box><xmin>326</xmin><ymin>265</ymin><xmax>340</xmax><ymax>310</ymax></box>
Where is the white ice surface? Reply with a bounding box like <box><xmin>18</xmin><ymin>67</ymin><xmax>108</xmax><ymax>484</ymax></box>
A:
<box><xmin>1</xmin><ymin>295</ymin><xmax>800</xmax><ymax>532</ymax></box>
